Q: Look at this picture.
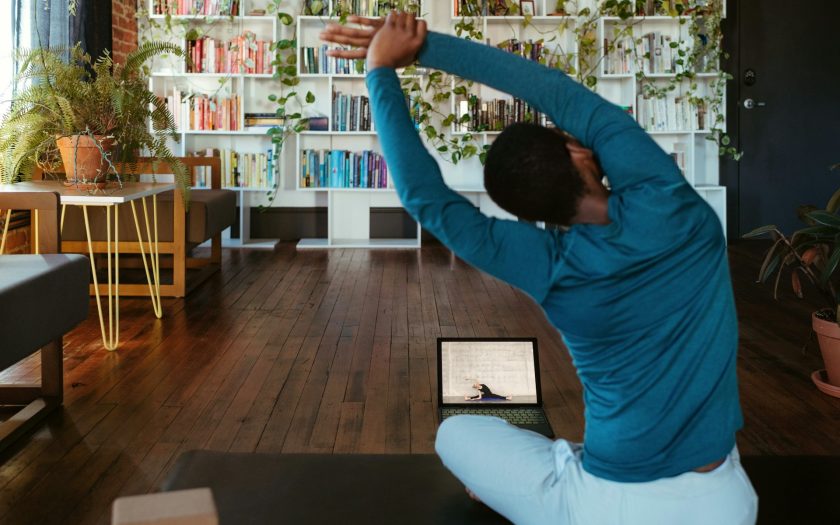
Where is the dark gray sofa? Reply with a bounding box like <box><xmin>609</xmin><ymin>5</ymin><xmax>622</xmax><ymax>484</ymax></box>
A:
<box><xmin>0</xmin><ymin>191</ymin><xmax>89</xmax><ymax>451</ymax></box>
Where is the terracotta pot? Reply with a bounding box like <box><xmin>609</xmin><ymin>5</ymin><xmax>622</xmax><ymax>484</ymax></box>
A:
<box><xmin>55</xmin><ymin>135</ymin><xmax>115</xmax><ymax>189</ymax></box>
<box><xmin>811</xmin><ymin>311</ymin><xmax>840</xmax><ymax>387</ymax></box>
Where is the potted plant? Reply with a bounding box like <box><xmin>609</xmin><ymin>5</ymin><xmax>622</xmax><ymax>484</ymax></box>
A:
<box><xmin>744</xmin><ymin>170</ymin><xmax>840</xmax><ymax>397</ymax></box>
<box><xmin>0</xmin><ymin>42</ymin><xmax>189</xmax><ymax>196</ymax></box>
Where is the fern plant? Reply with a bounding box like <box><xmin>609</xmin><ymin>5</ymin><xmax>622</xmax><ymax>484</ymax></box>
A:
<box><xmin>0</xmin><ymin>42</ymin><xmax>190</xmax><ymax>200</ymax></box>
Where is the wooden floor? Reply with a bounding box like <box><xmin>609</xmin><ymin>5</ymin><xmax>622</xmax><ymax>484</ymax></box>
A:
<box><xmin>0</xmin><ymin>242</ymin><xmax>838</xmax><ymax>524</ymax></box>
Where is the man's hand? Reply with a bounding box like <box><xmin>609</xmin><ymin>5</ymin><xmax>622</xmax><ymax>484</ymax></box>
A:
<box><xmin>320</xmin><ymin>15</ymin><xmax>384</xmax><ymax>60</ymax></box>
<box><xmin>320</xmin><ymin>12</ymin><xmax>427</xmax><ymax>71</ymax></box>
<box><xmin>366</xmin><ymin>12</ymin><xmax>427</xmax><ymax>70</ymax></box>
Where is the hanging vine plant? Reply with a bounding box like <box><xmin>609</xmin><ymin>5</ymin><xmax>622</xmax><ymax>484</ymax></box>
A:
<box><xmin>402</xmin><ymin>0</ymin><xmax>738</xmax><ymax>168</ymax></box>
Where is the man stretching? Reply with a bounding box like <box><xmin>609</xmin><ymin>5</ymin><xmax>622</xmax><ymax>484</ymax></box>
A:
<box><xmin>321</xmin><ymin>13</ymin><xmax>757</xmax><ymax>525</ymax></box>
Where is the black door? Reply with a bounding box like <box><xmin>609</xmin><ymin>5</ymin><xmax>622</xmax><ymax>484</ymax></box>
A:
<box><xmin>727</xmin><ymin>0</ymin><xmax>840</xmax><ymax>236</ymax></box>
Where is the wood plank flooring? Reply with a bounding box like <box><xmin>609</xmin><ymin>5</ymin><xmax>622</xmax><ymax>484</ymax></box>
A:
<box><xmin>0</xmin><ymin>241</ymin><xmax>838</xmax><ymax>524</ymax></box>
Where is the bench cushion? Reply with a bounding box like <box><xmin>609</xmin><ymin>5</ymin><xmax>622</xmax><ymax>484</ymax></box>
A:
<box><xmin>0</xmin><ymin>254</ymin><xmax>89</xmax><ymax>369</ymax></box>
<box><xmin>61</xmin><ymin>189</ymin><xmax>236</xmax><ymax>245</ymax></box>
<box><xmin>163</xmin><ymin>452</ymin><xmax>840</xmax><ymax>525</ymax></box>
<box><xmin>163</xmin><ymin>452</ymin><xmax>508</xmax><ymax>525</ymax></box>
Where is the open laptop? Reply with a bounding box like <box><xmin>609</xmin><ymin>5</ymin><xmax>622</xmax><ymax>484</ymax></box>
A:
<box><xmin>437</xmin><ymin>337</ymin><xmax>554</xmax><ymax>438</ymax></box>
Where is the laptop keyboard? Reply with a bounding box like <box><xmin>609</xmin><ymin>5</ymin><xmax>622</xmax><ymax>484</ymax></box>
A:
<box><xmin>441</xmin><ymin>407</ymin><xmax>548</xmax><ymax>426</ymax></box>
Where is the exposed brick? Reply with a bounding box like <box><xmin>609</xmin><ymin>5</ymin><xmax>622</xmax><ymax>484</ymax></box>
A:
<box><xmin>111</xmin><ymin>0</ymin><xmax>138</xmax><ymax>65</ymax></box>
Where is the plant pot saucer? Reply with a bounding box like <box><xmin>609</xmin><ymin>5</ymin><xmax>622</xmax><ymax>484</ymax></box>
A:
<box><xmin>811</xmin><ymin>370</ymin><xmax>840</xmax><ymax>399</ymax></box>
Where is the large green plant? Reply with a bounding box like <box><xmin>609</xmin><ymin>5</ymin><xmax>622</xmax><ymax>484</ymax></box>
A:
<box><xmin>0</xmin><ymin>42</ymin><xmax>189</xmax><ymax>198</ymax></box>
<box><xmin>744</xmin><ymin>167</ymin><xmax>840</xmax><ymax>323</ymax></box>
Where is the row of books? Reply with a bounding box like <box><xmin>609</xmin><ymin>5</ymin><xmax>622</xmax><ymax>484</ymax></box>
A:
<box><xmin>186</xmin><ymin>34</ymin><xmax>274</xmax><ymax>74</ymax></box>
<box><xmin>299</xmin><ymin>149</ymin><xmax>389</xmax><ymax>189</ymax></box>
<box><xmin>153</xmin><ymin>0</ymin><xmax>239</xmax><ymax>15</ymax></box>
<box><xmin>332</xmin><ymin>90</ymin><xmax>371</xmax><ymax>132</ymax></box>
<box><xmin>301</xmin><ymin>46</ymin><xmax>366</xmax><ymax>75</ymax></box>
<box><xmin>455</xmin><ymin>0</ymin><xmax>527</xmax><ymax>17</ymax></box>
<box><xmin>332</xmin><ymin>1</ymin><xmax>421</xmax><ymax>16</ymax></box>
<box><xmin>497</xmin><ymin>38</ymin><xmax>572</xmax><ymax>73</ymax></box>
<box><xmin>454</xmin><ymin>97</ymin><xmax>551</xmax><ymax>132</ymax></box>
<box><xmin>189</xmin><ymin>148</ymin><xmax>277</xmax><ymax>189</ymax></box>
<box><xmin>162</xmin><ymin>88</ymin><xmax>241</xmax><ymax>131</ymax></box>
<box><xmin>636</xmin><ymin>94</ymin><xmax>698</xmax><ymax>132</ymax></box>
<box><xmin>637</xmin><ymin>0</ymin><xmax>688</xmax><ymax>16</ymax></box>
<box><xmin>604</xmin><ymin>33</ymin><xmax>687</xmax><ymax>75</ymax></box>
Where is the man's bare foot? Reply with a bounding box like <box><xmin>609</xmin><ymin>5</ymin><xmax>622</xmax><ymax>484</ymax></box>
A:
<box><xmin>465</xmin><ymin>487</ymin><xmax>482</xmax><ymax>503</ymax></box>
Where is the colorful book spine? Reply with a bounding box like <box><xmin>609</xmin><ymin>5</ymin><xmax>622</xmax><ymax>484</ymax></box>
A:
<box><xmin>165</xmin><ymin>88</ymin><xmax>241</xmax><ymax>131</ymax></box>
<box><xmin>299</xmin><ymin>149</ymin><xmax>388</xmax><ymax>189</ymax></box>
<box><xmin>300</xmin><ymin>46</ymin><xmax>367</xmax><ymax>75</ymax></box>
<box><xmin>189</xmin><ymin>148</ymin><xmax>276</xmax><ymax>189</ymax></box>
<box><xmin>154</xmin><ymin>0</ymin><xmax>240</xmax><ymax>16</ymax></box>
<box><xmin>454</xmin><ymin>95</ymin><xmax>551</xmax><ymax>132</ymax></box>
<box><xmin>331</xmin><ymin>90</ymin><xmax>371</xmax><ymax>132</ymax></box>
<box><xmin>186</xmin><ymin>34</ymin><xmax>273</xmax><ymax>74</ymax></box>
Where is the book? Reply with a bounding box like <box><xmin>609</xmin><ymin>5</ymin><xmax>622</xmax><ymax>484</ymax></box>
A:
<box><xmin>300</xmin><ymin>149</ymin><xmax>388</xmax><ymax>189</ymax></box>
<box><xmin>301</xmin><ymin>46</ymin><xmax>366</xmax><ymax>75</ymax></box>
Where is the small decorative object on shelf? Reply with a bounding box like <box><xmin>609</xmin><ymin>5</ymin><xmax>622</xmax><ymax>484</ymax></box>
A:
<box><xmin>519</xmin><ymin>0</ymin><xmax>535</xmax><ymax>16</ymax></box>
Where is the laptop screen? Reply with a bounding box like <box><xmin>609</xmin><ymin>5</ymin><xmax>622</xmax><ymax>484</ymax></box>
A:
<box><xmin>438</xmin><ymin>338</ymin><xmax>540</xmax><ymax>406</ymax></box>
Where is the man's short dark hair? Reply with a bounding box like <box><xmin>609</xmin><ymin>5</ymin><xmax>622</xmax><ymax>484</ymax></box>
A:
<box><xmin>484</xmin><ymin>123</ymin><xmax>584</xmax><ymax>225</ymax></box>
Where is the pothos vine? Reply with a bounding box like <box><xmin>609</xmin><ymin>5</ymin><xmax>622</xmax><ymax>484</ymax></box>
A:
<box><xmin>403</xmin><ymin>0</ymin><xmax>738</xmax><ymax>165</ymax></box>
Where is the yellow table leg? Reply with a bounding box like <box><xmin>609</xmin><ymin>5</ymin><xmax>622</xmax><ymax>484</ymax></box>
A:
<box><xmin>82</xmin><ymin>205</ymin><xmax>120</xmax><ymax>351</ymax></box>
<box><xmin>130</xmin><ymin>195</ymin><xmax>163</xmax><ymax>318</ymax></box>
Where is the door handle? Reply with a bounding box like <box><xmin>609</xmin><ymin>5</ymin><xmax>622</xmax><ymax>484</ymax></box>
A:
<box><xmin>743</xmin><ymin>98</ymin><xmax>767</xmax><ymax>110</ymax></box>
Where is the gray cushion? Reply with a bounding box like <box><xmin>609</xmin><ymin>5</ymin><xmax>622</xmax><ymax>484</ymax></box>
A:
<box><xmin>0</xmin><ymin>254</ymin><xmax>89</xmax><ymax>369</ymax></box>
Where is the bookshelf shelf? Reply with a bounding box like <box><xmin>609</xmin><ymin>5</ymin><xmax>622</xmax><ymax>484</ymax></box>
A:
<box><xmin>147</xmin><ymin>0</ymin><xmax>281</xmax><ymax>248</ymax></box>
<box><xmin>148</xmin><ymin>14</ymin><xmax>275</xmax><ymax>21</ymax></box>
<box><xmin>145</xmin><ymin>0</ymin><xmax>727</xmax><ymax>248</ymax></box>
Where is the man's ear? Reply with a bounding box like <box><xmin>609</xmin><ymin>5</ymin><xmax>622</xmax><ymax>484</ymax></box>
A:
<box><xmin>565</xmin><ymin>141</ymin><xmax>588</xmax><ymax>155</ymax></box>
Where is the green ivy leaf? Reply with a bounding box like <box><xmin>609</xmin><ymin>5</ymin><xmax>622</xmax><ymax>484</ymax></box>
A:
<box><xmin>278</xmin><ymin>12</ymin><xmax>293</xmax><ymax>25</ymax></box>
<box><xmin>306</xmin><ymin>91</ymin><xmax>315</xmax><ymax>103</ymax></box>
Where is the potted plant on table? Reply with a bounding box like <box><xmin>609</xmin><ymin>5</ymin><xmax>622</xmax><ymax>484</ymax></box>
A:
<box><xmin>0</xmin><ymin>42</ymin><xmax>189</xmax><ymax>197</ymax></box>
<box><xmin>744</xmin><ymin>170</ymin><xmax>840</xmax><ymax>398</ymax></box>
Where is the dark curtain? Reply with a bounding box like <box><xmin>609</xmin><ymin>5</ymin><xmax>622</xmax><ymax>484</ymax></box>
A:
<box><xmin>70</xmin><ymin>0</ymin><xmax>112</xmax><ymax>62</ymax></box>
<box><xmin>22</xmin><ymin>0</ymin><xmax>112</xmax><ymax>60</ymax></box>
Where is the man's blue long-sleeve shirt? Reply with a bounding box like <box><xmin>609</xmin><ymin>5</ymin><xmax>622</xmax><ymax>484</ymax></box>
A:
<box><xmin>366</xmin><ymin>32</ymin><xmax>742</xmax><ymax>483</ymax></box>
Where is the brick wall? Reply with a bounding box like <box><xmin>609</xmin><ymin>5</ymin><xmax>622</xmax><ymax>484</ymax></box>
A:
<box><xmin>112</xmin><ymin>0</ymin><xmax>138</xmax><ymax>65</ymax></box>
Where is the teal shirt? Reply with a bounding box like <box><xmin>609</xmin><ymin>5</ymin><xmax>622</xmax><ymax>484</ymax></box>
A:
<box><xmin>366</xmin><ymin>32</ymin><xmax>742</xmax><ymax>483</ymax></box>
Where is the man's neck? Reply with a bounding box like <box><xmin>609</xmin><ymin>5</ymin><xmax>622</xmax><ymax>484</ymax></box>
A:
<box><xmin>572</xmin><ymin>178</ymin><xmax>611</xmax><ymax>225</ymax></box>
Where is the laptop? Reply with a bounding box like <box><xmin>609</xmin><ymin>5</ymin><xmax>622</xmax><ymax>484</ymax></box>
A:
<box><xmin>437</xmin><ymin>337</ymin><xmax>554</xmax><ymax>438</ymax></box>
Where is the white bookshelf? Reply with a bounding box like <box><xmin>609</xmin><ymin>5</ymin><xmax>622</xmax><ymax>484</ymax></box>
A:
<box><xmin>142</xmin><ymin>0</ymin><xmax>728</xmax><ymax>249</ymax></box>
<box><xmin>146</xmin><ymin>0</ymin><xmax>281</xmax><ymax>248</ymax></box>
